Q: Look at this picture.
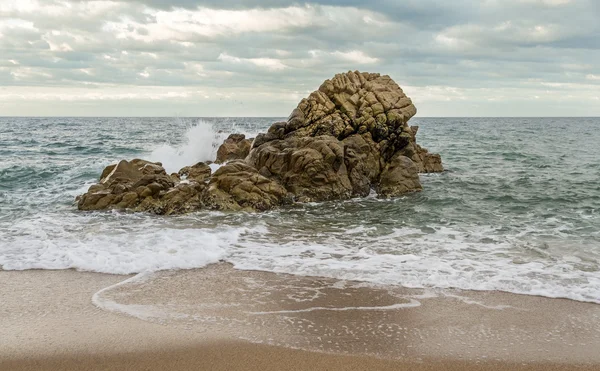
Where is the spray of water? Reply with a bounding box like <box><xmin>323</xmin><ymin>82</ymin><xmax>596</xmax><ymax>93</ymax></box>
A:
<box><xmin>149</xmin><ymin>121</ymin><xmax>226</xmax><ymax>173</ymax></box>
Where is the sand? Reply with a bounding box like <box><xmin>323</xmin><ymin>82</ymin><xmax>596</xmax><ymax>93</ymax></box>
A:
<box><xmin>4</xmin><ymin>342</ymin><xmax>600</xmax><ymax>371</ymax></box>
<box><xmin>1</xmin><ymin>265</ymin><xmax>599</xmax><ymax>371</ymax></box>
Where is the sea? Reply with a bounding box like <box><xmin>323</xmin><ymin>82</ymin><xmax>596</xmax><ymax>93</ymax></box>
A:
<box><xmin>1</xmin><ymin>117</ymin><xmax>599</xmax><ymax>304</ymax></box>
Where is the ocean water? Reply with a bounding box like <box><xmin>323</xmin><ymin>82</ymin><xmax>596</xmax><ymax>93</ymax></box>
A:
<box><xmin>1</xmin><ymin>117</ymin><xmax>599</xmax><ymax>303</ymax></box>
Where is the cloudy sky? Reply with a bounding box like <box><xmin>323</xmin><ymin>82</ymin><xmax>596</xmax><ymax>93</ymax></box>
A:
<box><xmin>1</xmin><ymin>0</ymin><xmax>599</xmax><ymax>117</ymax></box>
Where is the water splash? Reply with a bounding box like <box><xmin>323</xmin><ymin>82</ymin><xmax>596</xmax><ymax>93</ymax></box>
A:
<box><xmin>148</xmin><ymin>121</ymin><xmax>226</xmax><ymax>173</ymax></box>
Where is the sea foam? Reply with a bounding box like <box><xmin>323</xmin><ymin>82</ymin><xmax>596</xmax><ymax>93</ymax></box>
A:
<box><xmin>0</xmin><ymin>212</ymin><xmax>234</xmax><ymax>274</ymax></box>
<box><xmin>148</xmin><ymin>121</ymin><xmax>225</xmax><ymax>173</ymax></box>
<box><xmin>147</xmin><ymin>120</ymin><xmax>256</xmax><ymax>173</ymax></box>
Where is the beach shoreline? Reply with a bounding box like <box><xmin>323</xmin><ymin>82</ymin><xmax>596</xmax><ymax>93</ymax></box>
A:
<box><xmin>2</xmin><ymin>266</ymin><xmax>599</xmax><ymax>370</ymax></box>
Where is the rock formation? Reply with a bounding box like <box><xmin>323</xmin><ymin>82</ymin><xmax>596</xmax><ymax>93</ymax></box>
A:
<box><xmin>77</xmin><ymin>71</ymin><xmax>443</xmax><ymax>213</ymax></box>
<box><xmin>203</xmin><ymin>161</ymin><xmax>289</xmax><ymax>211</ymax></box>
<box><xmin>215</xmin><ymin>133</ymin><xmax>253</xmax><ymax>164</ymax></box>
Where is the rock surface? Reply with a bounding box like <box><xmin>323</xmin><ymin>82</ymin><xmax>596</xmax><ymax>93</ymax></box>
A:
<box><xmin>376</xmin><ymin>154</ymin><xmax>423</xmax><ymax>197</ymax></box>
<box><xmin>215</xmin><ymin>134</ymin><xmax>253</xmax><ymax>164</ymax></box>
<box><xmin>247</xmin><ymin>135</ymin><xmax>353</xmax><ymax>202</ymax></box>
<box><xmin>77</xmin><ymin>71</ymin><xmax>442</xmax><ymax>213</ymax></box>
<box><xmin>203</xmin><ymin>161</ymin><xmax>289</xmax><ymax>211</ymax></box>
<box><xmin>399</xmin><ymin>126</ymin><xmax>444</xmax><ymax>173</ymax></box>
<box><xmin>247</xmin><ymin>71</ymin><xmax>442</xmax><ymax>202</ymax></box>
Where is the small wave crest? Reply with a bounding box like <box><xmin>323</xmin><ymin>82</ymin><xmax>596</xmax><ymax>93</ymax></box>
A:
<box><xmin>0</xmin><ymin>212</ymin><xmax>237</xmax><ymax>274</ymax></box>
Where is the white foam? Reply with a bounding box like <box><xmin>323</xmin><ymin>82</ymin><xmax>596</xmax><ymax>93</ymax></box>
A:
<box><xmin>247</xmin><ymin>299</ymin><xmax>421</xmax><ymax>315</ymax></box>
<box><xmin>148</xmin><ymin>121</ymin><xmax>226</xmax><ymax>174</ymax></box>
<box><xmin>0</xmin><ymin>213</ymin><xmax>234</xmax><ymax>274</ymax></box>
<box><xmin>225</xmin><ymin>225</ymin><xmax>600</xmax><ymax>304</ymax></box>
<box><xmin>2</xmin><ymin>209</ymin><xmax>599</xmax><ymax>304</ymax></box>
<box><xmin>209</xmin><ymin>163</ymin><xmax>223</xmax><ymax>173</ymax></box>
<box><xmin>91</xmin><ymin>272</ymin><xmax>169</xmax><ymax>321</ymax></box>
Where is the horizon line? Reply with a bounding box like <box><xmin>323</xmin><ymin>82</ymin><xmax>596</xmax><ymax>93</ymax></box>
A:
<box><xmin>1</xmin><ymin>116</ymin><xmax>599</xmax><ymax>119</ymax></box>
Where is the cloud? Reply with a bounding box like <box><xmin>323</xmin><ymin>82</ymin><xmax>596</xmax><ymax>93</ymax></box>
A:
<box><xmin>517</xmin><ymin>0</ymin><xmax>573</xmax><ymax>6</ymax></box>
<box><xmin>331</xmin><ymin>50</ymin><xmax>379</xmax><ymax>64</ymax></box>
<box><xmin>0</xmin><ymin>0</ymin><xmax>599</xmax><ymax>116</ymax></box>
<box><xmin>435</xmin><ymin>20</ymin><xmax>591</xmax><ymax>52</ymax></box>
<box><xmin>0</xmin><ymin>18</ymin><xmax>38</xmax><ymax>32</ymax></box>
<box><xmin>218</xmin><ymin>53</ymin><xmax>288</xmax><ymax>71</ymax></box>
<box><xmin>102</xmin><ymin>6</ymin><xmax>319</xmax><ymax>42</ymax></box>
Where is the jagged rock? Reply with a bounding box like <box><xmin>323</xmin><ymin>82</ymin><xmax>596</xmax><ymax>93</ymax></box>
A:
<box><xmin>156</xmin><ymin>181</ymin><xmax>206</xmax><ymax>215</ymax></box>
<box><xmin>77</xmin><ymin>71</ymin><xmax>442</xmax><ymax>214</ymax></box>
<box><xmin>342</xmin><ymin>133</ymin><xmax>382</xmax><ymax>197</ymax></box>
<box><xmin>203</xmin><ymin>161</ymin><xmax>288</xmax><ymax>211</ymax></box>
<box><xmin>78</xmin><ymin>159</ymin><xmax>177</xmax><ymax>212</ymax></box>
<box><xmin>420</xmin><ymin>152</ymin><xmax>443</xmax><ymax>173</ymax></box>
<box><xmin>179</xmin><ymin>162</ymin><xmax>211</xmax><ymax>182</ymax></box>
<box><xmin>79</xmin><ymin>160</ymin><xmax>143</xmax><ymax>211</ymax></box>
<box><xmin>247</xmin><ymin>135</ymin><xmax>353</xmax><ymax>202</ymax></box>
<box><xmin>280</xmin><ymin>71</ymin><xmax>416</xmax><ymax>149</ymax></box>
<box><xmin>215</xmin><ymin>134</ymin><xmax>253</xmax><ymax>164</ymax></box>
<box><xmin>398</xmin><ymin>126</ymin><xmax>444</xmax><ymax>173</ymax></box>
<box><xmin>247</xmin><ymin>70</ymin><xmax>436</xmax><ymax>201</ymax></box>
<box><xmin>376</xmin><ymin>154</ymin><xmax>422</xmax><ymax>197</ymax></box>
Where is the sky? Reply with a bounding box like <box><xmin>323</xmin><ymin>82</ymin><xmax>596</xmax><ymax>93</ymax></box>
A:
<box><xmin>0</xmin><ymin>0</ymin><xmax>599</xmax><ymax>117</ymax></box>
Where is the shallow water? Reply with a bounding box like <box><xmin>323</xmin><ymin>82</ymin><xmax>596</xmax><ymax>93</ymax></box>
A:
<box><xmin>0</xmin><ymin>117</ymin><xmax>599</xmax><ymax>303</ymax></box>
<box><xmin>93</xmin><ymin>264</ymin><xmax>600</xmax><ymax>362</ymax></box>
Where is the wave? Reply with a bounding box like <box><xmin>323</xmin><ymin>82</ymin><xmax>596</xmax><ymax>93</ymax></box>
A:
<box><xmin>0</xmin><ymin>212</ymin><xmax>235</xmax><ymax>274</ymax></box>
<box><xmin>1</xmin><ymin>208</ymin><xmax>599</xmax><ymax>304</ymax></box>
<box><xmin>148</xmin><ymin>121</ymin><xmax>224</xmax><ymax>173</ymax></box>
<box><xmin>147</xmin><ymin>120</ymin><xmax>259</xmax><ymax>174</ymax></box>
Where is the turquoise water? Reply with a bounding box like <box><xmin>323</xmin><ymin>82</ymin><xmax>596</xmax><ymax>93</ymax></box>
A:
<box><xmin>1</xmin><ymin>117</ymin><xmax>599</xmax><ymax>303</ymax></box>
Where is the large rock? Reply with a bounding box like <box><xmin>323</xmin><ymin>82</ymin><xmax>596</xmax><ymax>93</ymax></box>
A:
<box><xmin>215</xmin><ymin>134</ymin><xmax>253</xmax><ymax>164</ymax></box>
<box><xmin>398</xmin><ymin>126</ymin><xmax>444</xmax><ymax>173</ymax></box>
<box><xmin>247</xmin><ymin>135</ymin><xmax>353</xmax><ymax>202</ymax></box>
<box><xmin>376</xmin><ymin>154</ymin><xmax>423</xmax><ymax>197</ymax></box>
<box><xmin>77</xmin><ymin>159</ymin><xmax>206</xmax><ymax>214</ymax></box>
<box><xmin>247</xmin><ymin>71</ymin><xmax>441</xmax><ymax>201</ymax></box>
<box><xmin>203</xmin><ymin>161</ymin><xmax>289</xmax><ymax>211</ymax></box>
<box><xmin>77</xmin><ymin>71</ymin><xmax>443</xmax><ymax>214</ymax></box>
<box><xmin>77</xmin><ymin>159</ymin><xmax>174</xmax><ymax>212</ymax></box>
<box><xmin>269</xmin><ymin>71</ymin><xmax>416</xmax><ymax>148</ymax></box>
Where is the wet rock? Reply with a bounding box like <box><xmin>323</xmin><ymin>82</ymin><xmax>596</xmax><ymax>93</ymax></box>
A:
<box><xmin>342</xmin><ymin>133</ymin><xmax>381</xmax><ymax>197</ymax></box>
<box><xmin>203</xmin><ymin>161</ymin><xmax>288</xmax><ymax>211</ymax></box>
<box><xmin>179</xmin><ymin>162</ymin><xmax>211</xmax><ymax>182</ymax></box>
<box><xmin>215</xmin><ymin>134</ymin><xmax>253</xmax><ymax>164</ymax></box>
<box><xmin>77</xmin><ymin>71</ymin><xmax>442</xmax><ymax>214</ymax></box>
<box><xmin>78</xmin><ymin>159</ymin><xmax>176</xmax><ymax>212</ymax></box>
<box><xmin>247</xmin><ymin>135</ymin><xmax>353</xmax><ymax>202</ymax></box>
<box><xmin>156</xmin><ymin>182</ymin><xmax>206</xmax><ymax>215</ymax></box>
<box><xmin>398</xmin><ymin>126</ymin><xmax>444</xmax><ymax>173</ymax></box>
<box><xmin>376</xmin><ymin>154</ymin><xmax>422</xmax><ymax>197</ymax></box>
<box><xmin>247</xmin><ymin>70</ymin><xmax>435</xmax><ymax>201</ymax></box>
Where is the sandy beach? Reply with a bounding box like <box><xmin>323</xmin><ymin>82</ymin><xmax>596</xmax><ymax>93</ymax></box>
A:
<box><xmin>2</xmin><ymin>265</ymin><xmax>599</xmax><ymax>371</ymax></box>
<box><xmin>3</xmin><ymin>1</ymin><xmax>600</xmax><ymax>370</ymax></box>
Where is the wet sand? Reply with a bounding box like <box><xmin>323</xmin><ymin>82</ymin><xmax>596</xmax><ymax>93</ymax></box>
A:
<box><xmin>3</xmin><ymin>342</ymin><xmax>599</xmax><ymax>371</ymax></box>
<box><xmin>1</xmin><ymin>265</ymin><xmax>599</xmax><ymax>370</ymax></box>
